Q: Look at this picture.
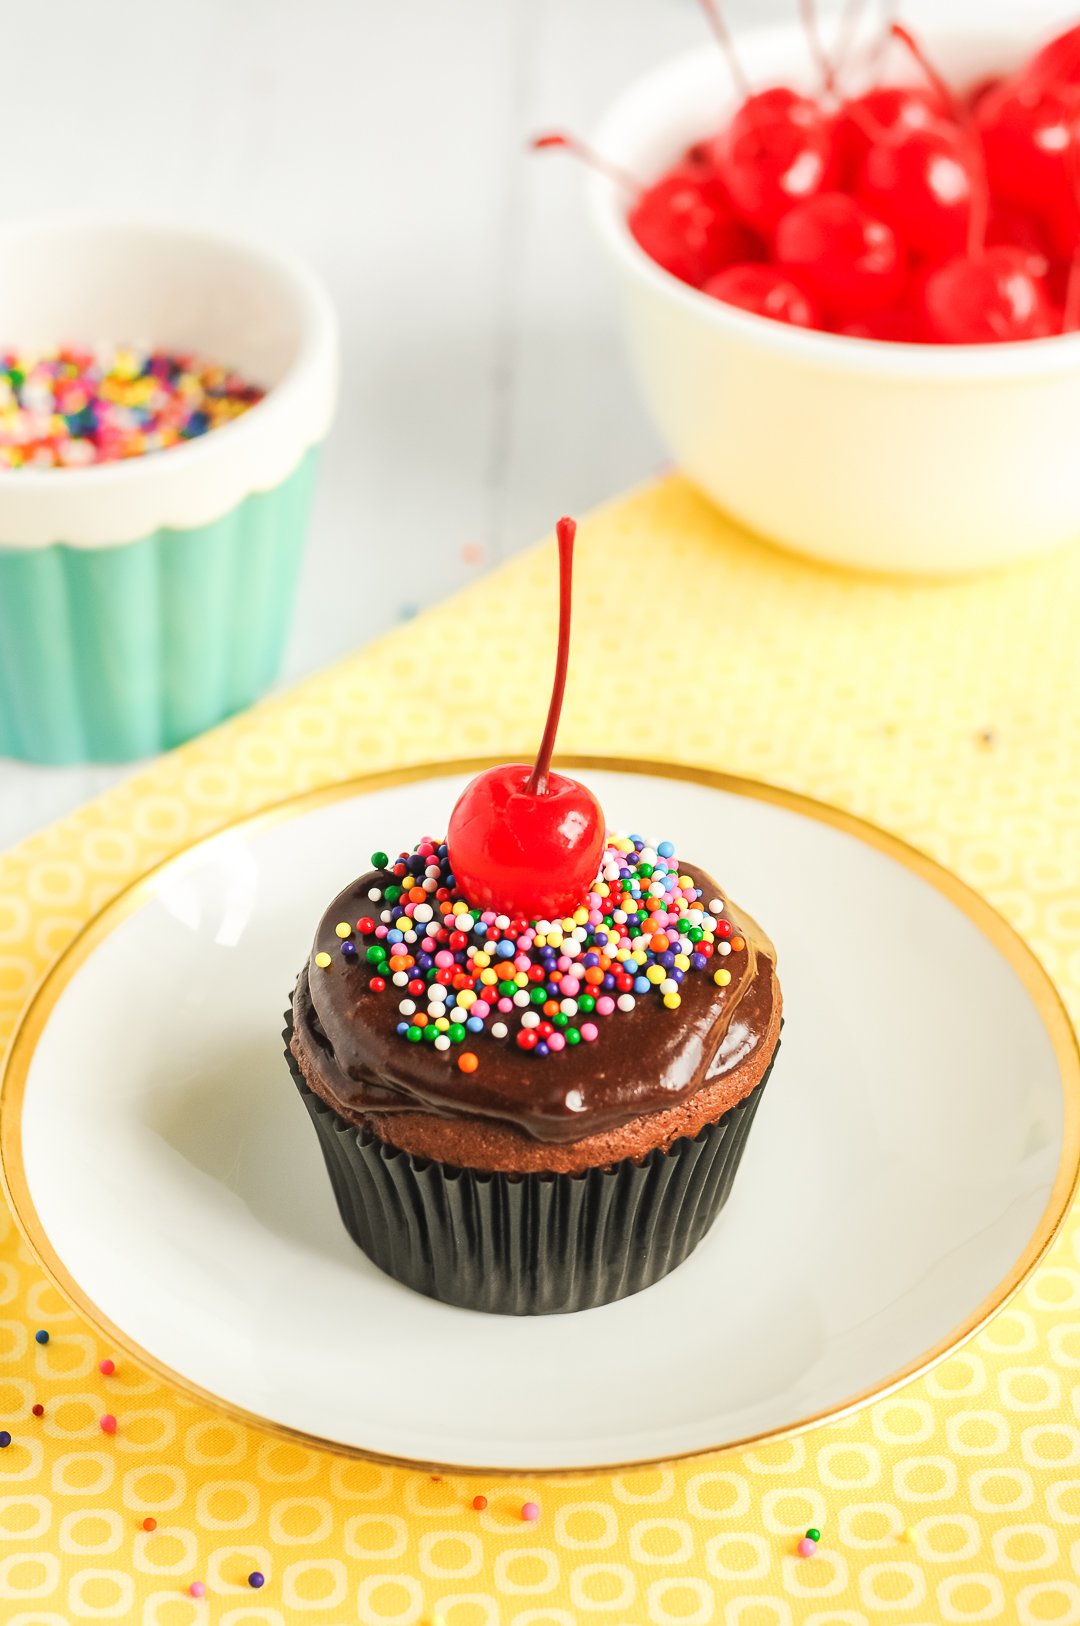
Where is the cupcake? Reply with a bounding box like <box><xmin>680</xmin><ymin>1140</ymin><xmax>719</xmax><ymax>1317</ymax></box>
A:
<box><xmin>286</xmin><ymin>519</ymin><xmax>782</xmax><ymax>1313</ymax></box>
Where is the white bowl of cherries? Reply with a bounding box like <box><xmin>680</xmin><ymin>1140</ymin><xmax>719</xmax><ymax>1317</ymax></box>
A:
<box><xmin>570</xmin><ymin>5</ymin><xmax>1080</xmax><ymax>574</ymax></box>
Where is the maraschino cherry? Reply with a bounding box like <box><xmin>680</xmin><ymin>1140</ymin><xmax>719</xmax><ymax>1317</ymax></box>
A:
<box><xmin>1064</xmin><ymin>257</ymin><xmax>1080</xmax><ymax>332</ymax></box>
<box><xmin>922</xmin><ymin>245</ymin><xmax>1056</xmax><ymax>342</ymax></box>
<box><xmin>711</xmin><ymin>87</ymin><xmax>837</xmax><ymax>234</ymax></box>
<box><xmin>532</xmin><ymin>130</ymin><xmax>760</xmax><ymax>287</ymax></box>
<box><xmin>835</xmin><ymin>306</ymin><xmax>928</xmax><ymax>342</ymax></box>
<box><xmin>833</xmin><ymin>84</ymin><xmax>947</xmax><ymax>185</ymax></box>
<box><xmin>630</xmin><ymin>171</ymin><xmax>763</xmax><ymax>286</ymax></box>
<box><xmin>860</xmin><ymin>121</ymin><xmax>978</xmax><ymax>261</ymax></box>
<box><xmin>887</xmin><ymin>28</ymin><xmax>1059</xmax><ymax>343</ymax></box>
<box><xmin>699</xmin><ymin>0</ymin><xmax>838</xmax><ymax>236</ymax></box>
<box><xmin>986</xmin><ymin>203</ymin><xmax>1053</xmax><ymax>273</ymax></box>
<box><xmin>775</xmin><ymin>192</ymin><xmax>904</xmax><ymax>318</ymax></box>
<box><xmin>446</xmin><ymin>518</ymin><xmax>605</xmax><ymax>921</ymax></box>
<box><xmin>1022</xmin><ymin>22</ymin><xmax>1080</xmax><ymax>93</ymax></box>
<box><xmin>976</xmin><ymin>76</ymin><xmax>1080</xmax><ymax>260</ymax></box>
<box><xmin>702</xmin><ymin>262</ymin><xmax>818</xmax><ymax>326</ymax></box>
<box><xmin>917</xmin><ymin>149</ymin><xmax>1056</xmax><ymax>344</ymax></box>
<box><xmin>853</xmin><ymin>27</ymin><xmax>980</xmax><ymax>264</ymax></box>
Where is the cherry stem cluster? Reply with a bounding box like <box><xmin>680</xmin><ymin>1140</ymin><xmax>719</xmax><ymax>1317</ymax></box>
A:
<box><xmin>830</xmin><ymin>0</ymin><xmax>870</xmax><ymax>88</ymax></box>
<box><xmin>799</xmin><ymin>0</ymin><xmax>835</xmax><ymax>94</ymax></box>
<box><xmin>889</xmin><ymin>23</ymin><xmax>957</xmax><ymax>116</ymax></box>
<box><xmin>889</xmin><ymin>22</ymin><xmax>990</xmax><ymax>258</ymax></box>
<box><xmin>699</xmin><ymin>0</ymin><xmax>846</xmax><ymax>100</ymax></box>
<box><xmin>526</xmin><ymin>518</ymin><xmax>577</xmax><ymax>798</ymax></box>
<box><xmin>696</xmin><ymin>0</ymin><xmax>751</xmax><ymax>98</ymax></box>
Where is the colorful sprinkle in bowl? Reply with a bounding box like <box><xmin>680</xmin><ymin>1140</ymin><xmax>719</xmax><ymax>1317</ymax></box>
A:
<box><xmin>591</xmin><ymin>13</ymin><xmax>1080</xmax><ymax>575</ymax></box>
<box><xmin>0</xmin><ymin>217</ymin><xmax>337</xmax><ymax>763</ymax></box>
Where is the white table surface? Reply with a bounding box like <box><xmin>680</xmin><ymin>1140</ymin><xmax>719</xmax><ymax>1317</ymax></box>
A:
<box><xmin>0</xmin><ymin>0</ymin><xmax>1059</xmax><ymax>849</ymax></box>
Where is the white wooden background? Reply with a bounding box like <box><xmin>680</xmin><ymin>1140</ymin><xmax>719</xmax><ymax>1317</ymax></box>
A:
<box><xmin>0</xmin><ymin>0</ymin><xmax>1050</xmax><ymax>848</ymax></box>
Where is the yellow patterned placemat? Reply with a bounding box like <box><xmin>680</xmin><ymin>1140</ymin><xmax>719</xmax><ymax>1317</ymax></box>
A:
<box><xmin>2</xmin><ymin>477</ymin><xmax>1080</xmax><ymax>1625</ymax></box>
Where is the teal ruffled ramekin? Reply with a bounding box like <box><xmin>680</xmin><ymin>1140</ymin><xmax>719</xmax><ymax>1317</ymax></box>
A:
<box><xmin>0</xmin><ymin>218</ymin><xmax>338</xmax><ymax>764</ymax></box>
<box><xmin>0</xmin><ymin>453</ymin><xmax>317</xmax><ymax>763</ymax></box>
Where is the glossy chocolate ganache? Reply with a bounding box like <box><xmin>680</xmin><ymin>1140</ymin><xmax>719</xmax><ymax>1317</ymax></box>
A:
<box><xmin>290</xmin><ymin>844</ymin><xmax>781</xmax><ymax>1175</ymax></box>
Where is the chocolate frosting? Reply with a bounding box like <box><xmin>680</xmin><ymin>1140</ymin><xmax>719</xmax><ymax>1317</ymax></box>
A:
<box><xmin>293</xmin><ymin>863</ymin><xmax>778</xmax><ymax>1146</ymax></box>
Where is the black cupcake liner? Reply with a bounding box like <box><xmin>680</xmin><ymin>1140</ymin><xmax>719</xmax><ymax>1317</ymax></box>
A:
<box><xmin>284</xmin><ymin>1006</ymin><xmax>779</xmax><ymax>1316</ymax></box>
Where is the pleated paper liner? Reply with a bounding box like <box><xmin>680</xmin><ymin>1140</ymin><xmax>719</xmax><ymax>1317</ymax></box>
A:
<box><xmin>284</xmin><ymin>1006</ymin><xmax>780</xmax><ymax>1316</ymax></box>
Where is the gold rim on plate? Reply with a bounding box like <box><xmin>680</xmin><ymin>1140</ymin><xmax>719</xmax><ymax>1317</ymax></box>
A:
<box><xmin>2</xmin><ymin>756</ymin><xmax>1078</xmax><ymax>1477</ymax></box>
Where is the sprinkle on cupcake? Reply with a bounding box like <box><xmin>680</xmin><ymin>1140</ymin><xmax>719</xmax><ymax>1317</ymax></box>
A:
<box><xmin>320</xmin><ymin>838</ymin><xmax>746</xmax><ymax>1060</ymax></box>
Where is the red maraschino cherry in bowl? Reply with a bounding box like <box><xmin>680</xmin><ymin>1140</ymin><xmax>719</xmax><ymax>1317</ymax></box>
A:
<box><xmin>576</xmin><ymin>5</ymin><xmax>1080</xmax><ymax>574</ymax></box>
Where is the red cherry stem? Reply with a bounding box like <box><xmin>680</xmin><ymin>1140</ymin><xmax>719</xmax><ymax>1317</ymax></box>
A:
<box><xmin>864</xmin><ymin>0</ymin><xmax>900</xmax><ymax>75</ymax></box>
<box><xmin>798</xmin><ymin>0</ymin><xmax>835</xmax><ymax>94</ymax></box>
<box><xmin>526</xmin><ymin>517</ymin><xmax>577</xmax><ymax>798</ymax></box>
<box><xmin>830</xmin><ymin>0</ymin><xmax>869</xmax><ymax>86</ymax></box>
<box><xmin>695</xmin><ymin>0</ymin><xmax>751</xmax><ymax>99</ymax></box>
<box><xmin>530</xmin><ymin>132</ymin><xmax>640</xmax><ymax>194</ymax></box>
<box><xmin>889</xmin><ymin>23</ymin><xmax>957</xmax><ymax>118</ymax></box>
<box><xmin>889</xmin><ymin>22</ymin><xmax>989</xmax><ymax>256</ymax></box>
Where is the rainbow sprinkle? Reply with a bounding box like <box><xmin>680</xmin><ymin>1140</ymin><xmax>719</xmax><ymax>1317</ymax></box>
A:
<box><xmin>0</xmin><ymin>344</ymin><xmax>263</xmax><ymax>468</ymax></box>
<box><xmin>324</xmin><ymin>838</ymin><xmax>746</xmax><ymax>1061</ymax></box>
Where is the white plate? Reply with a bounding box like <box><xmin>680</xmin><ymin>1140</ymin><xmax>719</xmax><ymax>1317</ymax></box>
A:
<box><xmin>3</xmin><ymin>763</ymin><xmax>1078</xmax><ymax>1473</ymax></box>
